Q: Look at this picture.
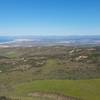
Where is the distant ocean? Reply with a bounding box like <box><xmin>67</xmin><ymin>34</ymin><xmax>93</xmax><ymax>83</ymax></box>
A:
<box><xmin>0</xmin><ymin>35</ymin><xmax>100</xmax><ymax>44</ymax></box>
<box><xmin>0</xmin><ymin>36</ymin><xmax>14</xmax><ymax>43</ymax></box>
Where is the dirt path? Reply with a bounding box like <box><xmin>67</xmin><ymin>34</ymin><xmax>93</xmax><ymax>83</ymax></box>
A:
<box><xmin>28</xmin><ymin>92</ymin><xmax>81</xmax><ymax>100</ymax></box>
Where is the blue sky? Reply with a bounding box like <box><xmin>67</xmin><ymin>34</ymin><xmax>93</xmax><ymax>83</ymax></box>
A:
<box><xmin>0</xmin><ymin>0</ymin><xmax>100</xmax><ymax>36</ymax></box>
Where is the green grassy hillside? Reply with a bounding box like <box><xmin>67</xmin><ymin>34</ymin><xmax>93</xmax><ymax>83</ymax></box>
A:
<box><xmin>14</xmin><ymin>79</ymin><xmax>100</xmax><ymax>100</ymax></box>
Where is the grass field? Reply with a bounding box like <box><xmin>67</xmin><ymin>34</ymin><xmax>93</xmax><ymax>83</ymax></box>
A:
<box><xmin>14</xmin><ymin>79</ymin><xmax>100</xmax><ymax>100</ymax></box>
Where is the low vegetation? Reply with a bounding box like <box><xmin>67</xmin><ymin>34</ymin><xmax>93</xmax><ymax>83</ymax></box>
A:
<box><xmin>0</xmin><ymin>46</ymin><xmax>100</xmax><ymax>100</ymax></box>
<box><xmin>15</xmin><ymin>79</ymin><xmax>100</xmax><ymax>100</ymax></box>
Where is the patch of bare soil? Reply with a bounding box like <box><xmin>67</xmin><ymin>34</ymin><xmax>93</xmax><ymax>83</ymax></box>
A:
<box><xmin>28</xmin><ymin>92</ymin><xmax>81</xmax><ymax>100</ymax></box>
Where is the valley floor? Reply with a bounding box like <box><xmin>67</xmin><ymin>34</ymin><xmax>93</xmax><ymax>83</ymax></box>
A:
<box><xmin>0</xmin><ymin>46</ymin><xmax>100</xmax><ymax>100</ymax></box>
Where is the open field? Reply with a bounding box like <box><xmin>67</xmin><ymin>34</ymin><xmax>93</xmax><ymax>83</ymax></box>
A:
<box><xmin>1</xmin><ymin>79</ymin><xmax>100</xmax><ymax>100</ymax></box>
<box><xmin>14</xmin><ymin>79</ymin><xmax>100</xmax><ymax>100</ymax></box>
